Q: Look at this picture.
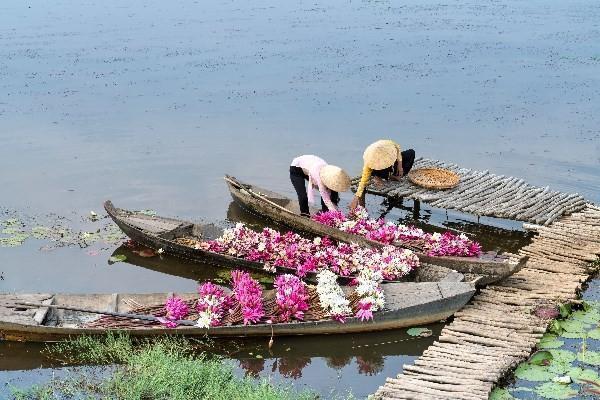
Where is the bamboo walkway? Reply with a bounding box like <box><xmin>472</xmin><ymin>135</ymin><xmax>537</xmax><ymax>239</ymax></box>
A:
<box><xmin>372</xmin><ymin>204</ymin><xmax>600</xmax><ymax>399</ymax></box>
<box><xmin>351</xmin><ymin>158</ymin><xmax>587</xmax><ymax>225</ymax></box>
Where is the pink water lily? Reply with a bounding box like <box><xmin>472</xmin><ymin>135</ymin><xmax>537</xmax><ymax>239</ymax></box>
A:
<box><xmin>232</xmin><ymin>270</ymin><xmax>265</xmax><ymax>325</ymax></box>
<box><xmin>313</xmin><ymin>206</ymin><xmax>482</xmax><ymax>258</ymax></box>
<box><xmin>160</xmin><ymin>296</ymin><xmax>189</xmax><ymax>327</ymax></box>
<box><xmin>202</xmin><ymin>223</ymin><xmax>418</xmax><ymax>280</ymax></box>
<box><xmin>355</xmin><ymin>300</ymin><xmax>374</xmax><ymax>322</ymax></box>
<box><xmin>274</xmin><ymin>274</ymin><xmax>309</xmax><ymax>322</ymax></box>
<box><xmin>196</xmin><ymin>282</ymin><xmax>233</xmax><ymax>328</ymax></box>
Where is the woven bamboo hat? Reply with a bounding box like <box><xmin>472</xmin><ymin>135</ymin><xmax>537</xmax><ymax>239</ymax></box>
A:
<box><xmin>363</xmin><ymin>140</ymin><xmax>398</xmax><ymax>170</ymax></box>
<box><xmin>320</xmin><ymin>165</ymin><xmax>351</xmax><ymax>192</ymax></box>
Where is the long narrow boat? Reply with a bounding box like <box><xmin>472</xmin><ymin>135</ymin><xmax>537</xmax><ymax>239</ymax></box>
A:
<box><xmin>103</xmin><ymin>200</ymin><xmax>469</xmax><ymax>284</ymax></box>
<box><xmin>224</xmin><ymin>176</ymin><xmax>527</xmax><ymax>285</ymax></box>
<box><xmin>0</xmin><ymin>282</ymin><xmax>475</xmax><ymax>342</ymax></box>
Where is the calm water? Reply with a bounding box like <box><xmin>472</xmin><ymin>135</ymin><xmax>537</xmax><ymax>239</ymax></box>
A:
<box><xmin>1</xmin><ymin>0</ymin><xmax>599</xmax><ymax>398</ymax></box>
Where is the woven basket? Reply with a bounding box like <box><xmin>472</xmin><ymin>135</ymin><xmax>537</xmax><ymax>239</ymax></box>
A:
<box><xmin>408</xmin><ymin>168</ymin><xmax>460</xmax><ymax>190</ymax></box>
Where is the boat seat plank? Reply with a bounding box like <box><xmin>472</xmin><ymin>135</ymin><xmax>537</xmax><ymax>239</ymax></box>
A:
<box><xmin>33</xmin><ymin>297</ymin><xmax>55</xmax><ymax>325</ymax></box>
<box><xmin>0</xmin><ymin>294</ymin><xmax>54</xmax><ymax>326</ymax></box>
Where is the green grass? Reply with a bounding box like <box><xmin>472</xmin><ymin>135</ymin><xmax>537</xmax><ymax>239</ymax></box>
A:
<box><xmin>12</xmin><ymin>334</ymin><xmax>317</xmax><ymax>400</ymax></box>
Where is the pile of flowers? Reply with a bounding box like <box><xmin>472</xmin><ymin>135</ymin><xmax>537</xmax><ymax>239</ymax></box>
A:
<box><xmin>195</xmin><ymin>282</ymin><xmax>233</xmax><ymax>328</ymax></box>
<box><xmin>312</xmin><ymin>207</ymin><xmax>481</xmax><ymax>257</ymax></box>
<box><xmin>315</xmin><ymin>270</ymin><xmax>352</xmax><ymax>322</ymax></box>
<box><xmin>160</xmin><ymin>269</ymin><xmax>387</xmax><ymax>328</ymax></box>
<box><xmin>200</xmin><ymin>223</ymin><xmax>418</xmax><ymax>280</ymax></box>
<box><xmin>232</xmin><ymin>270</ymin><xmax>265</xmax><ymax>325</ymax></box>
<box><xmin>274</xmin><ymin>274</ymin><xmax>309</xmax><ymax>322</ymax></box>
<box><xmin>160</xmin><ymin>296</ymin><xmax>190</xmax><ymax>328</ymax></box>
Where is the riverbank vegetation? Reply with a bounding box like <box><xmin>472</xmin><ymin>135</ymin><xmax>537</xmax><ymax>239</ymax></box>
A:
<box><xmin>11</xmin><ymin>334</ymin><xmax>318</xmax><ymax>400</ymax></box>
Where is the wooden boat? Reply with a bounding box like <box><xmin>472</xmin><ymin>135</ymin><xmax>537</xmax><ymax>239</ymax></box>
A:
<box><xmin>0</xmin><ymin>282</ymin><xmax>475</xmax><ymax>342</ymax></box>
<box><xmin>224</xmin><ymin>176</ymin><xmax>527</xmax><ymax>286</ymax></box>
<box><xmin>104</xmin><ymin>200</ymin><xmax>470</xmax><ymax>284</ymax></box>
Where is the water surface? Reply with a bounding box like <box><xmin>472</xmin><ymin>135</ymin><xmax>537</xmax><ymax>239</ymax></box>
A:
<box><xmin>1</xmin><ymin>0</ymin><xmax>599</xmax><ymax>398</ymax></box>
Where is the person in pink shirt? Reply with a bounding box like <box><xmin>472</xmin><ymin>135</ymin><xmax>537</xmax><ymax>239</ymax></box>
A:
<box><xmin>290</xmin><ymin>155</ymin><xmax>351</xmax><ymax>217</ymax></box>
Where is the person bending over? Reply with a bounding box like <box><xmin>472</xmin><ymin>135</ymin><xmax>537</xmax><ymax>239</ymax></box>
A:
<box><xmin>290</xmin><ymin>155</ymin><xmax>351</xmax><ymax>217</ymax></box>
<box><xmin>350</xmin><ymin>139</ymin><xmax>415</xmax><ymax>212</ymax></box>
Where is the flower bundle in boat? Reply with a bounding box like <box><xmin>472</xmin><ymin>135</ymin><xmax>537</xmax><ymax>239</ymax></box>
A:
<box><xmin>176</xmin><ymin>223</ymin><xmax>420</xmax><ymax>281</ymax></box>
<box><xmin>312</xmin><ymin>207</ymin><xmax>481</xmax><ymax>257</ymax></box>
<box><xmin>88</xmin><ymin>270</ymin><xmax>386</xmax><ymax>330</ymax></box>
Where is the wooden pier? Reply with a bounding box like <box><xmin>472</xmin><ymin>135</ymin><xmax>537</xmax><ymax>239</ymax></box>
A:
<box><xmin>352</xmin><ymin>158</ymin><xmax>587</xmax><ymax>225</ymax></box>
<box><xmin>366</xmin><ymin>163</ymin><xmax>600</xmax><ymax>399</ymax></box>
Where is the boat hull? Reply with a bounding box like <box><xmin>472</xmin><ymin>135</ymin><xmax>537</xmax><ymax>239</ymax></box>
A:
<box><xmin>0</xmin><ymin>284</ymin><xmax>474</xmax><ymax>342</ymax></box>
<box><xmin>224</xmin><ymin>176</ymin><xmax>526</xmax><ymax>285</ymax></box>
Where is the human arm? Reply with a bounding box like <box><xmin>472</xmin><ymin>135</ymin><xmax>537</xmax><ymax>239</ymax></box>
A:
<box><xmin>351</xmin><ymin>164</ymin><xmax>372</xmax><ymax>211</ymax></box>
<box><xmin>316</xmin><ymin>175</ymin><xmax>337</xmax><ymax>211</ymax></box>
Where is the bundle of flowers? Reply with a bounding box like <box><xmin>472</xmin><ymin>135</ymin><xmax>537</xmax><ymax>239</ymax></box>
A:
<box><xmin>160</xmin><ymin>269</ymin><xmax>388</xmax><ymax>328</ymax></box>
<box><xmin>231</xmin><ymin>270</ymin><xmax>265</xmax><ymax>325</ymax></box>
<box><xmin>274</xmin><ymin>274</ymin><xmax>309</xmax><ymax>322</ymax></box>
<box><xmin>354</xmin><ymin>269</ymin><xmax>385</xmax><ymax>322</ymax></box>
<box><xmin>195</xmin><ymin>282</ymin><xmax>233</xmax><ymax>328</ymax></box>
<box><xmin>316</xmin><ymin>270</ymin><xmax>352</xmax><ymax>322</ymax></box>
<box><xmin>159</xmin><ymin>296</ymin><xmax>189</xmax><ymax>328</ymax></box>
<box><xmin>312</xmin><ymin>207</ymin><xmax>481</xmax><ymax>257</ymax></box>
<box><xmin>200</xmin><ymin>223</ymin><xmax>417</xmax><ymax>280</ymax></box>
<box><xmin>426</xmin><ymin>231</ymin><xmax>482</xmax><ymax>257</ymax></box>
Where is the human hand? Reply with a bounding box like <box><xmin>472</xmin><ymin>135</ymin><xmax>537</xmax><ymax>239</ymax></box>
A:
<box><xmin>349</xmin><ymin>196</ymin><xmax>359</xmax><ymax>212</ymax></box>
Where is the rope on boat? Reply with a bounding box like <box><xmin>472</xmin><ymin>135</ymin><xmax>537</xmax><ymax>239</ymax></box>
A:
<box><xmin>351</xmin><ymin>158</ymin><xmax>588</xmax><ymax>225</ymax></box>
<box><xmin>372</xmin><ymin>203</ymin><xmax>600</xmax><ymax>399</ymax></box>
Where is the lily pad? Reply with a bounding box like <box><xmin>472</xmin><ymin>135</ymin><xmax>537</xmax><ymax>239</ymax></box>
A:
<box><xmin>2</xmin><ymin>227</ymin><xmax>23</xmax><ymax>235</ymax></box>
<box><xmin>588</xmin><ymin>328</ymin><xmax>600</xmax><ymax>340</ymax></box>
<box><xmin>560</xmin><ymin>330</ymin><xmax>588</xmax><ymax>339</ymax></box>
<box><xmin>2</xmin><ymin>218</ymin><xmax>21</xmax><ymax>227</ymax></box>
<box><xmin>0</xmin><ymin>233</ymin><xmax>30</xmax><ymax>247</ymax></box>
<box><xmin>571</xmin><ymin>309</ymin><xmax>600</xmax><ymax>325</ymax></box>
<box><xmin>108</xmin><ymin>254</ymin><xmax>127</xmax><ymax>264</ymax></box>
<box><xmin>406</xmin><ymin>327</ymin><xmax>432</xmax><ymax>337</ymax></box>
<box><xmin>514</xmin><ymin>363</ymin><xmax>555</xmax><ymax>381</ymax></box>
<box><xmin>489</xmin><ymin>388</ymin><xmax>515</xmax><ymax>400</ymax></box>
<box><xmin>81</xmin><ymin>231</ymin><xmax>100</xmax><ymax>243</ymax></box>
<box><xmin>548</xmin><ymin>349</ymin><xmax>577</xmax><ymax>364</ymax></box>
<box><xmin>534</xmin><ymin>382</ymin><xmax>577</xmax><ymax>399</ymax></box>
<box><xmin>559</xmin><ymin>303</ymin><xmax>572</xmax><ymax>318</ymax></box>
<box><xmin>539</xmin><ymin>334</ymin><xmax>565</xmax><ymax>349</ymax></box>
<box><xmin>577</xmin><ymin>351</ymin><xmax>600</xmax><ymax>366</ymax></box>
<box><xmin>530</xmin><ymin>351</ymin><xmax>553</xmax><ymax>366</ymax></box>
<box><xmin>31</xmin><ymin>226</ymin><xmax>52</xmax><ymax>239</ymax></box>
<box><xmin>546</xmin><ymin>349</ymin><xmax>577</xmax><ymax>374</ymax></box>
<box><xmin>557</xmin><ymin>319</ymin><xmax>590</xmax><ymax>335</ymax></box>
<box><xmin>567</xmin><ymin>367</ymin><xmax>600</xmax><ymax>384</ymax></box>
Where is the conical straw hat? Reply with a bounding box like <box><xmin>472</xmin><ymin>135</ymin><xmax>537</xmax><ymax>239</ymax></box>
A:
<box><xmin>320</xmin><ymin>165</ymin><xmax>351</xmax><ymax>192</ymax></box>
<box><xmin>363</xmin><ymin>140</ymin><xmax>398</xmax><ymax>170</ymax></box>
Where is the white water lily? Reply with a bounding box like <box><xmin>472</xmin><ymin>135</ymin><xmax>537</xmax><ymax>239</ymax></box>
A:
<box><xmin>355</xmin><ymin>269</ymin><xmax>385</xmax><ymax>312</ymax></box>
<box><xmin>552</xmin><ymin>376</ymin><xmax>572</xmax><ymax>384</ymax></box>
<box><xmin>196</xmin><ymin>312</ymin><xmax>213</xmax><ymax>329</ymax></box>
<box><xmin>316</xmin><ymin>270</ymin><xmax>351</xmax><ymax>318</ymax></box>
<box><xmin>157</xmin><ymin>248</ymin><xmax>164</xmax><ymax>254</ymax></box>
